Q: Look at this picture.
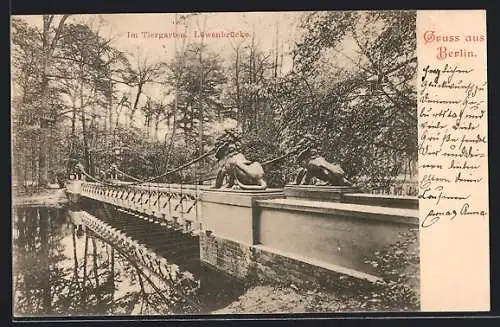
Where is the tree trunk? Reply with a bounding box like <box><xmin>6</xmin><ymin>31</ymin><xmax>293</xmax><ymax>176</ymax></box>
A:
<box><xmin>80</xmin><ymin>66</ymin><xmax>90</xmax><ymax>173</ymax></box>
<box><xmin>130</xmin><ymin>83</ymin><xmax>143</xmax><ymax>128</ymax></box>
<box><xmin>38</xmin><ymin>15</ymin><xmax>70</xmax><ymax>187</ymax></box>
<box><xmin>235</xmin><ymin>47</ymin><xmax>241</xmax><ymax>126</ymax></box>
<box><xmin>274</xmin><ymin>20</ymin><xmax>279</xmax><ymax>78</ymax></box>
<box><xmin>38</xmin><ymin>17</ymin><xmax>50</xmax><ymax>188</ymax></box>
<box><xmin>38</xmin><ymin>57</ymin><xmax>49</xmax><ymax>187</ymax></box>
<box><xmin>144</xmin><ymin>113</ymin><xmax>151</xmax><ymax>137</ymax></box>
<box><xmin>68</xmin><ymin>102</ymin><xmax>77</xmax><ymax>175</ymax></box>
<box><xmin>23</xmin><ymin>151</ymin><xmax>28</xmax><ymax>191</ymax></box>
<box><xmin>198</xmin><ymin>48</ymin><xmax>204</xmax><ymax>156</ymax></box>
<box><xmin>108</xmin><ymin>101</ymin><xmax>113</xmax><ymax>140</ymax></box>
<box><xmin>154</xmin><ymin>114</ymin><xmax>161</xmax><ymax>141</ymax></box>
<box><xmin>31</xmin><ymin>144</ymin><xmax>37</xmax><ymax>193</ymax></box>
<box><xmin>81</xmin><ymin>108</ymin><xmax>90</xmax><ymax>172</ymax></box>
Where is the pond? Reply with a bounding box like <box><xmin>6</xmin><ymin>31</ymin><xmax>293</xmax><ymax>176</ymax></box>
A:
<box><xmin>12</xmin><ymin>204</ymin><xmax>246</xmax><ymax>317</ymax></box>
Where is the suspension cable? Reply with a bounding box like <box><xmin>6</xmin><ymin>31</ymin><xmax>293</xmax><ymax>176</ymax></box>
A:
<box><xmin>77</xmin><ymin>138</ymin><xmax>312</xmax><ymax>187</ymax></box>
<box><xmin>114</xmin><ymin>167</ymin><xmax>145</xmax><ymax>183</ymax></box>
<box><xmin>180</xmin><ymin>144</ymin><xmax>311</xmax><ymax>185</ymax></box>
<box><xmin>261</xmin><ymin>143</ymin><xmax>311</xmax><ymax>166</ymax></box>
<box><xmin>126</xmin><ymin>148</ymin><xmax>216</xmax><ymax>186</ymax></box>
<box><xmin>77</xmin><ymin>147</ymin><xmax>217</xmax><ymax>187</ymax></box>
<box><xmin>80</xmin><ymin>169</ymin><xmax>121</xmax><ymax>186</ymax></box>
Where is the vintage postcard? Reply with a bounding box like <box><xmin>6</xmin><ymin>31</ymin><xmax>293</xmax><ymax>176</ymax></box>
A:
<box><xmin>10</xmin><ymin>10</ymin><xmax>489</xmax><ymax>316</ymax></box>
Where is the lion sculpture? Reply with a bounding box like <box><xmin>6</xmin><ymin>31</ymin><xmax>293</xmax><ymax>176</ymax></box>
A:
<box><xmin>213</xmin><ymin>132</ymin><xmax>267</xmax><ymax>190</ymax></box>
<box><xmin>294</xmin><ymin>138</ymin><xmax>352</xmax><ymax>187</ymax></box>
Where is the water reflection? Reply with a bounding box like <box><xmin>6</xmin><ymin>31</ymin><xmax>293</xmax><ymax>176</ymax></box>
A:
<box><xmin>12</xmin><ymin>206</ymin><xmax>226</xmax><ymax>316</ymax></box>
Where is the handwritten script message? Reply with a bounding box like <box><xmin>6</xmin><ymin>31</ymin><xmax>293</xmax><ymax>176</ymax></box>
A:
<box><xmin>417</xmin><ymin>10</ymin><xmax>489</xmax><ymax>312</ymax></box>
<box><xmin>418</xmin><ymin>32</ymin><xmax>488</xmax><ymax>228</ymax></box>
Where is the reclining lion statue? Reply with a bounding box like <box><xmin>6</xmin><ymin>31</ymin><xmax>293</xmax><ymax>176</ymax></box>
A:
<box><xmin>214</xmin><ymin>139</ymin><xmax>267</xmax><ymax>190</ymax></box>
<box><xmin>294</xmin><ymin>140</ymin><xmax>352</xmax><ymax>187</ymax></box>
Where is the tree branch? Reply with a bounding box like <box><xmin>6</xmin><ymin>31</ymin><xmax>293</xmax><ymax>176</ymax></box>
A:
<box><xmin>49</xmin><ymin>15</ymin><xmax>70</xmax><ymax>56</ymax></box>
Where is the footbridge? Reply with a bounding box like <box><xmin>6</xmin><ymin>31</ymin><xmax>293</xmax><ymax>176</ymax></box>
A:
<box><xmin>67</xmin><ymin>178</ymin><xmax>418</xmax><ymax>288</ymax></box>
<box><xmin>78</xmin><ymin>182</ymin><xmax>204</xmax><ymax>235</ymax></box>
<box><xmin>66</xmin><ymin>131</ymin><xmax>419</xmax><ymax>288</ymax></box>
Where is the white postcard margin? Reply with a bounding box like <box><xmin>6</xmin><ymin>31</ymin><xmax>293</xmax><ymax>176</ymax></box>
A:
<box><xmin>417</xmin><ymin>10</ymin><xmax>490</xmax><ymax>311</ymax></box>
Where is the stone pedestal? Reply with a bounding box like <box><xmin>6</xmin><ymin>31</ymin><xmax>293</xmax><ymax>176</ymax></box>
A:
<box><xmin>65</xmin><ymin>180</ymin><xmax>83</xmax><ymax>204</ymax></box>
<box><xmin>199</xmin><ymin>188</ymin><xmax>284</xmax><ymax>245</ymax></box>
<box><xmin>284</xmin><ymin>184</ymin><xmax>357</xmax><ymax>202</ymax></box>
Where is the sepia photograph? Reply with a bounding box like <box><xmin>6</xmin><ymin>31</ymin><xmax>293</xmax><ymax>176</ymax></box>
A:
<box><xmin>11</xmin><ymin>10</ymin><xmax>421</xmax><ymax>316</ymax></box>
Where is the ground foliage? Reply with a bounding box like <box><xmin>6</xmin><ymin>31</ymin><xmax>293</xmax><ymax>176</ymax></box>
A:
<box><xmin>224</xmin><ymin>228</ymin><xmax>419</xmax><ymax>313</ymax></box>
<box><xmin>339</xmin><ymin>228</ymin><xmax>420</xmax><ymax>311</ymax></box>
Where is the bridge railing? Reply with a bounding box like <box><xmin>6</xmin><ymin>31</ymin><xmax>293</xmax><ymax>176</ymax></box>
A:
<box><xmin>80</xmin><ymin>182</ymin><xmax>208</xmax><ymax>233</ymax></box>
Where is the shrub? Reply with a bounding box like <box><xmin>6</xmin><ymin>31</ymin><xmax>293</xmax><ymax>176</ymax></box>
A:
<box><xmin>339</xmin><ymin>228</ymin><xmax>420</xmax><ymax>311</ymax></box>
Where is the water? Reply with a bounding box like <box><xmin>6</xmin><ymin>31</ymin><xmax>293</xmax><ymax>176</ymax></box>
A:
<box><xmin>12</xmin><ymin>203</ymin><xmax>246</xmax><ymax>317</ymax></box>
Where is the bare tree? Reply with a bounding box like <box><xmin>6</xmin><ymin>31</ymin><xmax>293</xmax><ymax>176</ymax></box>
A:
<box><xmin>125</xmin><ymin>52</ymin><xmax>167</xmax><ymax>128</ymax></box>
<box><xmin>38</xmin><ymin>15</ymin><xmax>70</xmax><ymax>186</ymax></box>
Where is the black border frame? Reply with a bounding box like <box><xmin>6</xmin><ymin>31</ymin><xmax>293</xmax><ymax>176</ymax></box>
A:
<box><xmin>6</xmin><ymin>0</ymin><xmax>500</xmax><ymax>325</ymax></box>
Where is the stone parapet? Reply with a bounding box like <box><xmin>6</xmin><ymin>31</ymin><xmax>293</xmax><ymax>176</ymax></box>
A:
<box><xmin>199</xmin><ymin>189</ymin><xmax>285</xmax><ymax>245</ymax></box>
<box><xmin>342</xmin><ymin>193</ymin><xmax>419</xmax><ymax>210</ymax></box>
<box><xmin>256</xmin><ymin>198</ymin><xmax>418</xmax><ymax>276</ymax></box>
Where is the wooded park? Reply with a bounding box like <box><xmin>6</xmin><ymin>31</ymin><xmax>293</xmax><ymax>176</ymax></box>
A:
<box><xmin>11</xmin><ymin>11</ymin><xmax>418</xmax><ymax>194</ymax></box>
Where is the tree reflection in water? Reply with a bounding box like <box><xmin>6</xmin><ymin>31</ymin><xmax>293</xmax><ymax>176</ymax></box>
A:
<box><xmin>12</xmin><ymin>206</ymin><xmax>202</xmax><ymax>316</ymax></box>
